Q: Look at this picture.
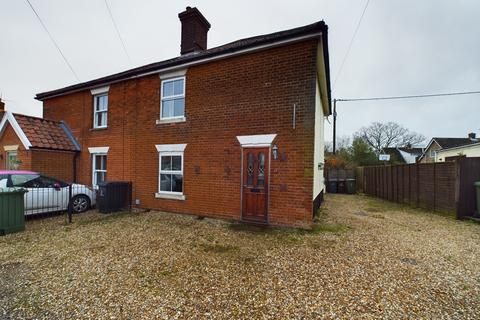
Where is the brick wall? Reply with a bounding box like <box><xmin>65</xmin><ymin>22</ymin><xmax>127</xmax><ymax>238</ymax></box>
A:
<box><xmin>0</xmin><ymin>123</ymin><xmax>32</xmax><ymax>170</ymax></box>
<box><xmin>43</xmin><ymin>40</ymin><xmax>319</xmax><ymax>227</ymax></box>
<box><xmin>30</xmin><ymin>149</ymin><xmax>75</xmax><ymax>182</ymax></box>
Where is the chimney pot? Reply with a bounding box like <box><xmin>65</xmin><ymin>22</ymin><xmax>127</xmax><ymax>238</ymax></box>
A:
<box><xmin>178</xmin><ymin>7</ymin><xmax>211</xmax><ymax>55</ymax></box>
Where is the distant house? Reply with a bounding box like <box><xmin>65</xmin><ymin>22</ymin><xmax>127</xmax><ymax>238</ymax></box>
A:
<box><xmin>436</xmin><ymin>141</ymin><xmax>480</xmax><ymax>162</ymax></box>
<box><xmin>419</xmin><ymin>133</ymin><xmax>479</xmax><ymax>163</ymax></box>
<box><xmin>382</xmin><ymin>146</ymin><xmax>424</xmax><ymax>164</ymax></box>
<box><xmin>0</xmin><ymin>102</ymin><xmax>80</xmax><ymax>182</ymax></box>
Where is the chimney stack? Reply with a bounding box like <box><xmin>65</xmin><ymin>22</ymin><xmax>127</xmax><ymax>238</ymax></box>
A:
<box><xmin>0</xmin><ymin>98</ymin><xmax>5</xmax><ymax>112</ymax></box>
<box><xmin>178</xmin><ymin>7</ymin><xmax>211</xmax><ymax>55</ymax></box>
<box><xmin>468</xmin><ymin>132</ymin><xmax>477</xmax><ymax>140</ymax></box>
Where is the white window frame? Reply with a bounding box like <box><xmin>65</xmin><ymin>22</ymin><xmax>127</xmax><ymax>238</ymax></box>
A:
<box><xmin>160</xmin><ymin>76</ymin><xmax>186</xmax><ymax>121</ymax></box>
<box><xmin>157</xmin><ymin>152</ymin><xmax>184</xmax><ymax>196</ymax></box>
<box><xmin>155</xmin><ymin>144</ymin><xmax>186</xmax><ymax>200</ymax></box>
<box><xmin>92</xmin><ymin>153</ymin><xmax>107</xmax><ymax>188</ymax></box>
<box><xmin>93</xmin><ymin>93</ymin><xmax>108</xmax><ymax>129</ymax></box>
<box><xmin>6</xmin><ymin>150</ymin><xmax>18</xmax><ymax>170</ymax></box>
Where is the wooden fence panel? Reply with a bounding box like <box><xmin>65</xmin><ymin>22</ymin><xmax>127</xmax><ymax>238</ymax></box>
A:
<box><xmin>355</xmin><ymin>167</ymin><xmax>365</xmax><ymax>193</ymax></box>
<box><xmin>410</xmin><ymin>164</ymin><xmax>418</xmax><ymax>207</ymax></box>
<box><xmin>360</xmin><ymin>159</ymin><xmax>478</xmax><ymax>217</ymax></box>
<box><xmin>435</xmin><ymin>162</ymin><xmax>456</xmax><ymax>212</ymax></box>
<box><xmin>418</xmin><ymin>164</ymin><xmax>435</xmax><ymax>210</ymax></box>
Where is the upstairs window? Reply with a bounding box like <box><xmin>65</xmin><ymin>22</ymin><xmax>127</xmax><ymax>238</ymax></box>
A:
<box><xmin>161</xmin><ymin>77</ymin><xmax>185</xmax><ymax>120</ymax></box>
<box><xmin>93</xmin><ymin>94</ymin><xmax>108</xmax><ymax>128</ymax></box>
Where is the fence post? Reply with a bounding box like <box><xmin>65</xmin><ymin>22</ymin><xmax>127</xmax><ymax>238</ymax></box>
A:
<box><xmin>68</xmin><ymin>184</ymin><xmax>72</xmax><ymax>223</ymax></box>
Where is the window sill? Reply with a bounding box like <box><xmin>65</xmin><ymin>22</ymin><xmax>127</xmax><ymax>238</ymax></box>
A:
<box><xmin>90</xmin><ymin>127</ymin><xmax>108</xmax><ymax>131</ymax></box>
<box><xmin>155</xmin><ymin>193</ymin><xmax>186</xmax><ymax>200</ymax></box>
<box><xmin>156</xmin><ymin>117</ymin><xmax>186</xmax><ymax>125</ymax></box>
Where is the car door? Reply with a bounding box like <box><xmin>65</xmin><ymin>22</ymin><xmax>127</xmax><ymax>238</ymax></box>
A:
<box><xmin>38</xmin><ymin>175</ymin><xmax>70</xmax><ymax>211</ymax></box>
<box><xmin>24</xmin><ymin>175</ymin><xmax>67</xmax><ymax>213</ymax></box>
<box><xmin>10</xmin><ymin>174</ymin><xmax>43</xmax><ymax>215</ymax></box>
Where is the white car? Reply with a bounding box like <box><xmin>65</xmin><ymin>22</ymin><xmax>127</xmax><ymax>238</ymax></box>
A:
<box><xmin>0</xmin><ymin>170</ymin><xmax>96</xmax><ymax>215</ymax></box>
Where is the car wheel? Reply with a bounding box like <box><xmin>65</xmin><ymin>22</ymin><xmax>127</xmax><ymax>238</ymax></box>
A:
<box><xmin>70</xmin><ymin>195</ymin><xmax>91</xmax><ymax>213</ymax></box>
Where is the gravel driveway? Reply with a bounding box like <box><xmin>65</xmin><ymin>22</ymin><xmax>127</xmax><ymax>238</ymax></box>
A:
<box><xmin>1</xmin><ymin>194</ymin><xmax>479</xmax><ymax>319</ymax></box>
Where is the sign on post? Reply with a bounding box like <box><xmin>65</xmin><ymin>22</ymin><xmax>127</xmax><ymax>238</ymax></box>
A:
<box><xmin>379</xmin><ymin>154</ymin><xmax>391</xmax><ymax>161</ymax></box>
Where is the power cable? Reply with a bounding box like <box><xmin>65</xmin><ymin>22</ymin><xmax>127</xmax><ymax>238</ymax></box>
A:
<box><xmin>336</xmin><ymin>90</ymin><xmax>480</xmax><ymax>102</ymax></box>
<box><xmin>333</xmin><ymin>0</ymin><xmax>370</xmax><ymax>89</ymax></box>
<box><xmin>104</xmin><ymin>0</ymin><xmax>132</xmax><ymax>65</ymax></box>
<box><xmin>25</xmin><ymin>0</ymin><xmax>80</xmax><ymax>81</ymax></box>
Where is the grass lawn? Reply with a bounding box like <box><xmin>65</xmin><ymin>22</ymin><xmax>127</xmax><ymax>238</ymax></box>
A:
<box><xmin>1</xmin><ymin>194</ymin><xmax>479</xmax><ymax>319</ymax></box>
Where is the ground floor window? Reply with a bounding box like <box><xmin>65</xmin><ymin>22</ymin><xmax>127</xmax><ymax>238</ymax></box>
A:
<box><xmin>159</xmin><ymin>153</ymin><xmax>183</xmax><ymax>194</ymax></box>
<box><xmin>155</xmin><ymin>144</ymin><xmax>187</xmax><ymax>199</ymax></box>
<box><xmin>6</xmin><ymin>151</ymin><xmax>18</xmax><ymax>170</ymax></box>
<box><xmin>92</xmin><ymin>154</ymin><xmax>107</xmax><ymax>187</ymax></box>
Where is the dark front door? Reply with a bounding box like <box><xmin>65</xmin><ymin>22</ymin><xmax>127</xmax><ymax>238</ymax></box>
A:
<box><xmin>242</xmin><ymin>147</ymin><xmax>269</xmax><ymax>223</ymax></box>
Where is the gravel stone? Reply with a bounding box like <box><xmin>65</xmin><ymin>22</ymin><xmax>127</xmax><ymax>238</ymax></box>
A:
<box><xmin>0</xmin><ymin>194</ymin><xmax>479</xmax><ymax>319</ymax></box>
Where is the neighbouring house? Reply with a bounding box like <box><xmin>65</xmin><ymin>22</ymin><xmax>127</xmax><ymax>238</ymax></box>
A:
<box><xmin>436</xmin><ymin>139</ymin><xmax>480</xmax><ymax>162</ymax></box>
<box><xmin>33</xmin><ymin>7</ymin><xmax>332</xmax><ymax>227</ymax></box>
<box><xmin>418</xmin><ymin>133</ymin><xmax>479</xmax><ymax>163</ymax></box>
<box><xmin>382</xmin><ymin>146</ymin><xmax>424</xmax><ymax>164</ymax></box>
<box><xmin>0</xmin><ymin>101</ymin><xmax>80</xmax><ymax>182</ymax></box>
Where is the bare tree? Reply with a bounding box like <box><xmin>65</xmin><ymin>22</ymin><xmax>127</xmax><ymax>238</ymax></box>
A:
<box><xmin>355</xmin><ymin>122</ymin><xmax>425</xmax><ymax>154</ymax></box>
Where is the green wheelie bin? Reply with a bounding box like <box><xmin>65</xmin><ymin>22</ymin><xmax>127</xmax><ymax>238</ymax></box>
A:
<box><xmin>346</xmin><ymin>179</ymin><xmax>356</xmax><ymax>194</ymax></box>
<box><xmin>0</xmin><ymin>188</ymin><xmax>27</xmax><ymax>236</ymax></box>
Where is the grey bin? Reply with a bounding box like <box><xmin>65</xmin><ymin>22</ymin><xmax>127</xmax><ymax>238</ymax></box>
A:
<box><xmin>327</xmin><ymin>180</ymin><xmax>338</xmax><ymax>193</ymax></box>
<box><xmin>97</xmin><ymin>181</ymin><xmax>132</xmax><ymax>213</ymax></box>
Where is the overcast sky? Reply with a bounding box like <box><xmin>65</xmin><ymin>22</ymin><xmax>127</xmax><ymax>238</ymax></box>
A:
<box><xmin>1</xmin><ymin>0</ymin><xmax>479</xmax><ymax>146</ymax></box>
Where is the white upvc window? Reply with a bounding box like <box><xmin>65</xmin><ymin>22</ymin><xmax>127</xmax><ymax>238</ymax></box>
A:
<box><xmin>93</xmin><ymin>93</ymin><xmax>108</xmax><ymax>128</ymax></box>
<box><xmin>92</xmin><ymin>154</ymin><xmax>107</xmax><ymax>187</ymax></box>
<box><xmin>158</xmin><ymin>152</ymin><xmax>184</xmax><ymax>195</ymax></box>
<box><xmin>155</xmin><ymin>144</ymin><xmax>186</xmax><ymax>200</ymax></box>
<box><xmin>6</xmin><ymin>150</ymin><xmax>18</xmax><ymax>170</ymax></box>
<box><xmin>160</xmin><ymin>77</ymin><xmax>185</xmax><ymax>120</ymax></box>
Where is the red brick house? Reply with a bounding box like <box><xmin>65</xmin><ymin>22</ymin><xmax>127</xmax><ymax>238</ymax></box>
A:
<box><xmin>0</xmin><ymin>100</ymin><xmax>79</xmax><ymax>182</ymax></box>
<box><xmin>34</xmin><ymin>7</ymin><xmax>332</xmax><ymax>227</ymax></box>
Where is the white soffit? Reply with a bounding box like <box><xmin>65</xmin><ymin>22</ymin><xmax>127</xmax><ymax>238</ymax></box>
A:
<box><xmin>88</xmin><ymin>146</ymin><xmax>109</xmax><ymax>154</ymax></box>
<box><xmin>236</xmin><ymin>134</ymin><xmax>277</xmax><ymax>147</ymax></box>
<box><xmin>90</xmin><ymin>86</ymin><xmax>110</xmax><ymax>95</ymax></box>
<box><xmin>155</xmin><ymin>143</ymin><xmax>187</xmax><ymax>152</ymax></box>
<box><xmin>159</xmin><ymin>69</ymin><xmax>187</xmax><ymax>80</ymax></box>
